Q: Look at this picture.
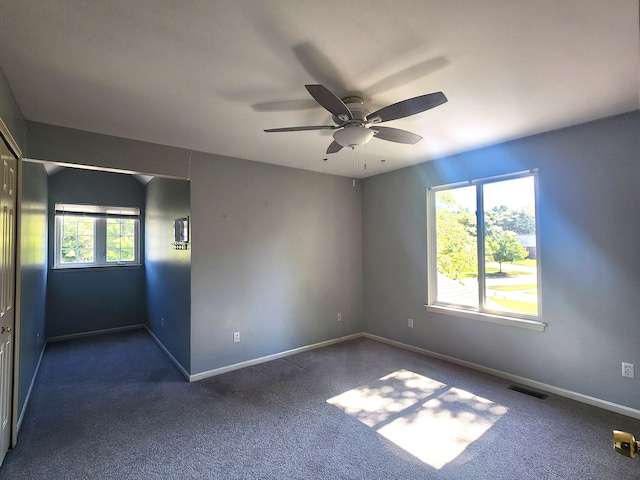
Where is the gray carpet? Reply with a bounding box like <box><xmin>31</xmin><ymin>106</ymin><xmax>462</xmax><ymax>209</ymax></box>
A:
<box><xmin>2</xmin><ymin>329</ymin><xmax>639</xmax><ymax>479</ymax></box>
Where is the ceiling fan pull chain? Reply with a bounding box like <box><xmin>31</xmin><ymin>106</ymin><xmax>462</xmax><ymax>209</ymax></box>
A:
<box><xmin>352</xmin><ymin>147</ymin><xmax>356</xmax><ymax>187</ymax></box>
<box><xmin>364</xmin><ymin>141</ymin><xmax>367</xmax><ymax>171</ymax></box>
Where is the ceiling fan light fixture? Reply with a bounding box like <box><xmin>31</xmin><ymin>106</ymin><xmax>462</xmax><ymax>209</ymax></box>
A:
<box><xmin>333</xmin><ymin>125</ymin><xmax>374</xmax><ymax>148</ymax></box>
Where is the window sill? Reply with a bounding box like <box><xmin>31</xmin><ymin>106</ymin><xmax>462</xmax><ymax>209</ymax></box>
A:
<box><xmin>425</xmin><ymin>305</ymin><xmax>546</xmax><ymax>332</ymax></box>
<box><xmin>52</xmin><ymin>264</ymin><xmax>142</xmax><ymax>272</ymax></box>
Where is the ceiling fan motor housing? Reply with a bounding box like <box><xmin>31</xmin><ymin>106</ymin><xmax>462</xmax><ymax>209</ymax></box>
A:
<box><xmin>332</xmin><ymin>97</ymin><xmax>375</xmax><ymax>148</ymax></box>
<box><xmin>332</xmin><ymin>97</ymin><xmax>369</xmax><ymax>124</ymax></box>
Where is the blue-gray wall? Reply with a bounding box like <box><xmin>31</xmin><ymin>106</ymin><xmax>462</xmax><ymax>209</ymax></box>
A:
<box><xmin>189</xmin><ymin>153</ymin><xmax>364</xmax><ymax>375</ymax></box>
<box><xmin>362</xmin><ymin>111</ymin><xmax>640</xmax><ymax>411</ymax></box>
<box><xmin>145</xmin><ymin>177</ymin><xmax>191</xmax><ymax>372</ymax></box>
<box><xmin>1</xmin><ymin>67</ymin><xmax>48</xmax><ymax>430</ymax></box>
<box><xmin>46</xmin><ymin>168</ymin><xmax>147</xmax><ymax>337</ymax></box>
<box><xmin>27</xmin><ymin>121</ymin><xmax>190</xmax><ymax>179</ymax></box>
<box><xmin>24</xmin><ymin>109</ymin><xmax>640</xmax><ymax>414</ymax></box>
<box><xmin>0</xmin><ymin>67</ymin><xmax>25</xmax><ymax>153</ymax></box>
<box><xmin>25</xmin><ymin>121</ymin><xmax>365</xmax><ymax>379</ymax></box>
<box><xmin>16</xmin><ymin>162</ymin><xmax>48</xmax><ymax>423</ymax></box>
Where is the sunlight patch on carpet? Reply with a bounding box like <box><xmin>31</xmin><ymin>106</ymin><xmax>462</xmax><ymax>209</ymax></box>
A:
<box><xmin>327</xmin><ymin>369</ymin><xmax>508</xmax><ymax>469</ymax></box>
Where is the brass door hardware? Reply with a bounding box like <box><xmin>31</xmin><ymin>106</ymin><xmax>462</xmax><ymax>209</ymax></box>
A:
<box><xmin>614</xmin><ymin>430</ymin><xmax>639</xmax><ymax>459</ymax></box>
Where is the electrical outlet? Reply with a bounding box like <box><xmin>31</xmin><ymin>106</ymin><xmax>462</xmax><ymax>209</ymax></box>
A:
<box><xmin>408</xmin><ymin>318</ymin><xmax>414</xmax><ymax>328</ymax></box>
<box><xmin>622</xmin><ymin>362</ymin><xmax>634</xmax><ymax>379</ymax></box>
<box><xmin>337</xmin><ymin>312</ymin><xmax>342</xmax><ymax>322</ymax></box>
<box><xmin>233</xmin><ymin>332</ymin><xmax>240</xmax><ymax>343</ymax></box>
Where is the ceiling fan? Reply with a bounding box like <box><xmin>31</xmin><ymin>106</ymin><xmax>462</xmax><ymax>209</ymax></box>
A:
<box><xmin>264</xmin><ymin>84</ymin><xmax>447</xmax><ymax>154</ymax></box>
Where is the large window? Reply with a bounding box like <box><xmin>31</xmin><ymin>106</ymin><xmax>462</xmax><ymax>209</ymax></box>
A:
<box><xmin>427</xmin><ymin>171</ymin><xmax>541</xmax><ymax>327</ymax></box>
<box><xmin>54</xmin><ymin>204</ymin><xmax>140</xmax><ymax>268</ymax></box>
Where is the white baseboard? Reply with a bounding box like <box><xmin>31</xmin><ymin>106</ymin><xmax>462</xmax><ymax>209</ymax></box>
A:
<box><xmin>364</xmin><ymin>333</ymin><xmax>640</xmax><ymax>420</ymax></box>
<box><xmin>42</xmin><ymin>325</ymin><xmax>639</xmax><ymax>420</ymax></box>
<box><xmin>16</xmin><ymin>342</ymin><xmax>46</xmax><ymax>434</ymax></box>
<box><xmin>47</xmin><ymin>324</ymin><xmax>145</xmax><ymax>343</ymax></box>
<box><xmin>144</xmin><ymin>326</ymin><xmax>190</xmax><ymax>381</ymax></box>
<box><xmin>189</xmin><ymin>333</ymin><xmax>363</xmax><ymax>382</ymax></box>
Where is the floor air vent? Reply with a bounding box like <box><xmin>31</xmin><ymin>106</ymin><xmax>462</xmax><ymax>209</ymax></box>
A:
<box><xmin>508</xmin><ymin>385</ymin><xmax>548</xmax><ymax>400</ymax></box>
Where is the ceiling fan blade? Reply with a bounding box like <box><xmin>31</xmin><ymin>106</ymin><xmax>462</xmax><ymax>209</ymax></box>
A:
<box><xmin>264</xmin><ymin>125</ymin><xmax>338</xmax><ymax>132</ymax></box>
<box><xmin>367</xmin><ymin>92</ymin><xmax>447</xmax><ymax>123</ymax></box>
<box><xmin>326</xmin><ymin>140</ymin><xmax>343</xmax><ymax>154</ymax></box>
<box><xmin>372</xmin><ymin>126</ymin><xmax>423</xmax><ymax>144</ymax></box>
<box><xmin>305</xmin><ymin>84</ymin><xmax>352</xmax><ymax>120</ymax></box>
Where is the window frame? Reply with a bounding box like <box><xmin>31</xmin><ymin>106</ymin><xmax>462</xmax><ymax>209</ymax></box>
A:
<box><xmin>426</xmin><ymin>170</ymin><xmax>545</xmax><ymax>331</ymax></box>
<box><xmin>54</xmin><ymin>203</ymin><xmax>141</xmax><ymax>269</ymax></box>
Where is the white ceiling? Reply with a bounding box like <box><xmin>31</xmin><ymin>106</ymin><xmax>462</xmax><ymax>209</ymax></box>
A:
<box><xmin>0</xmin><ymin>0</ymin><xmax>638</xmax><ymax>178</ymax></box>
